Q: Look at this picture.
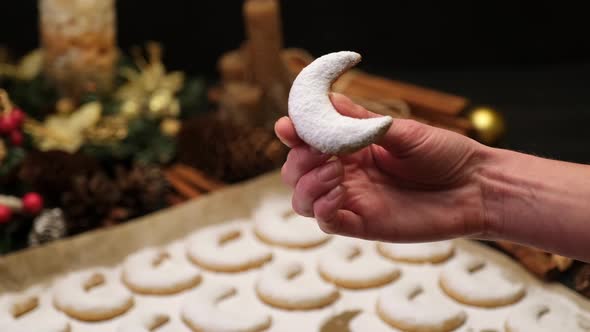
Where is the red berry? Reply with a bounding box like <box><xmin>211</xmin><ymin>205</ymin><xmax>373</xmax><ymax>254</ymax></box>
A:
<box><xmin>10</xmin><ymin>130</ymin><xmax>23</xmax><ymax>146</ymax></box>
<box><xmin>0</xmin><ymin>205</ymin><xmax>12</xmax><ymax>224</ymax></box>
<box><xmin>22</xmin><ymin>192</ymin><xmax>44</xmax><ymax>215</ymax></box>
<box><xmin>9</xmin><ymin>108</ymin><xmax>25</xmax><ymax>127</ymax></box>
<box><xmin>0</xmin><ymin>115</ymin><xmax>16</xmax><ymax>135</ymax></box>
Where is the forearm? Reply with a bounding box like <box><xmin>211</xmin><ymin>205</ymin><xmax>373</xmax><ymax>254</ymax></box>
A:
<box><xmin>476</xmin><ymin>146</ymin><xmax>590</xmax><ymax>261</ymax></box>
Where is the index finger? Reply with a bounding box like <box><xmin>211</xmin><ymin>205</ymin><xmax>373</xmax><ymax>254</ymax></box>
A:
<box><xmin>275</xmin><ymin>116</ymin><xmax>304</xmax><ymax>148</ymax></box>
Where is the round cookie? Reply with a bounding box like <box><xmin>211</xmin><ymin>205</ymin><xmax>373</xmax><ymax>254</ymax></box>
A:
<box><xmin>186</xmin><ymin>220</ymin><xmax>272</xmax><ymax>273</ymax></box>
<box><xmin>288</xmin><ymin>51</ymin><xmax>393</xmax><ymax>154</ymax></box>
<box><xmin>505</xmin><ymin>301</ymin><xmax>590</xmax><ymax>332</ymax></box>
<box><xmin>53</xmin><ymin>269</ymin><xmax>133</xmax><ymax>321</ymax></box>
<box><xmin>122</xmin><ymin>247</ymin><xmax>201</xmax><ymax>295</ymax></box>
<box><xmin>377</xmin><ymin>278</ymin><xmax>466</xmax><ymax>332</ymax></box>
<box><xmin>439</xmin><ymin>255</ymin><xmax>525</xmax><ymax>308</ymax></box>
<box><xmin>253</xmin><ymin>194</ymin><xmax>330</xmax><ymax>249</ymax></box>
<box><xmin>377</xmin><ymin>241</ymin><xmax>454</xmax><ymax>264</ymax></box>
<box><xmin>318</xmin><ymin>240</ymin><xmax>400</xmax><ymax>289</ymax></box>
<box><xmin>256</xmin><ymin>260</ymin><xmax>339</xmax><ymax>310</ymax></box>
<box><xmin>181</xmin><ymin>281</ymin><xmax>271</xmax><ymax>332</ymax></box>
<box><xmin>0</xmin><ymin>294</ymin><xmax>69</xmax><ymax>332</ymax></box>
<box><xmin>117</xmin><ymin>310</ymin><xmax>170</xmax><ymax>332</ymax></box>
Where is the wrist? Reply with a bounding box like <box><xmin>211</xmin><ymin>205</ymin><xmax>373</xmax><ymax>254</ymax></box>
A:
<box><xmin>470</xmin><ymin>144</ymin><xmax>519</xmax><ymax>239</ymax></box>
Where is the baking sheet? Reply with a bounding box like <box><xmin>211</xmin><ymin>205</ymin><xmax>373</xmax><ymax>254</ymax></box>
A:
<box><xmin>1</xmin><ymin>171</ymin><xmax>589</xmax><ymax>313</ymax></box>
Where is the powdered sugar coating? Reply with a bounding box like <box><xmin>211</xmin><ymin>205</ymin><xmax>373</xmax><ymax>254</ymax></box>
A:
<box><xmin>117</xmin><ymin>310</ymin><xmax>169</xmax><ymax>332</ymax></box>
<box><xmin>377</xmin><ymin>241</ymin><xmax>455</xmax><ymax>263</ymax></box>
<box><xmin>122</xmin><ymin>247</ymin><xmax>201</xmax><ymax>295</ymax></box>
<box><xmin>53</xmin><ymin>269</ymin><xmax>133</xmax><ymax>321</ymax></box>
<box><xmin>186</xmin><ymin>220</ymin><xmax>272</xmax><ymax>273</ymax></box>
<box><xmin>253</xmin><ymin>194</ymin><xmax>330</xmax><ymax>248</ymax></box>
<box><xmin>505</xmin><ymin>300</ymin><xmax>590</xmax><ymax>332</ymax></box>
<box><xmin>377</xmin><ymin>278</ymin><xmax>466</xmax><ymax>331</ymax></box>
<box><xmin>318</xmin><ymin>239</ymin><xmax>400</xmax><ymax>289</ymax></box>
<box><xmin>288</xmin><ymin>51</ymin><xmax>393</xmax><ymax>154</ymax></box>
<box><xmin>256</xmin><ymin>260</ymin><xmax>339</xmax><ymax>310</ymax></box>
<box><xmin>181</xmin><ymin>281</ymin><xmax>271</xmax><ymax>332</ymax></box>
<box><xmin>439</xmin><ymin>255</ymin><xmax>526</xmax><ymax>307</ymax></box>
<box><xmin>0</xmin><ymin>292</ymin><xmax>69</xmax><ymax>332</ymax></box>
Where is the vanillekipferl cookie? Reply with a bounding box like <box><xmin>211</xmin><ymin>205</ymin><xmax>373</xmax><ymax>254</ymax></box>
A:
<box><xmin>181</xmin><ymin>281</ymin><xmax>271</xmax><ymax>332</ymax></box>
<box><xmin>0</xmin><ymin>293</ymin><xmax>69</xmax><ymax>332</ymax></box>
<box><xmin>53</xmin><ymin>269</ymin><xmax>133</xmax><ymax>321</ymax></box>
<box><xmin>256</xmin><ymin>260</ymin><xmax>339</xmax><ymax>310</ymax></box>
<box><xmin>122</xmin><ymin>246</ymin><xmax>201</xmax><ymax>295</ymax></box>
<box><xmin>185</xmin><ymin>220</ymin><xmax>272</xmax><ymax>273</ymax></box>
<box><xmin>288</xmin><ymin>51</ymin><xmax>393</xmax><ymax>154</ymax></box>
<box><xmin>318</xmin><ymin>239</ymin><xmax>400</xmax><ymax>289</ymax></box>
<box><xmin>253</xmin><ymin>194</ymin><xmax>330</xmax><ymax>249</ymax></box>
<box><xmin>377</xmin><ymin>240</ymin><xmax>455</xmax><ymax>264</ymax></box>
<box><xmin>439</xmin><ymin>255</ymin><xmax>526</xmax><ymax>308</ymax></box>
<box><xmin>377</xmin><ymin>278</ymin><xmax>467</xmax><ymax>332</ymax></box>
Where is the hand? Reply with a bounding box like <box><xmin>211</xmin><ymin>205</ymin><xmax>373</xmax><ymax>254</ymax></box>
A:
<box><xmin>276</xmin><ymin>93</ymin><xmax>487</xmax><ymax>242</ymax></box>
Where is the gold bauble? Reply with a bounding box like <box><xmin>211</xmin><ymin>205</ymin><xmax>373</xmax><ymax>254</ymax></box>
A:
<box><xmin>467</xmin><ymin>106</ymin><xmax>506</xmax><ymax>145</ymax></box>
<box><xmin>160</xmin><ymin>118</ymin><xmax>181</xmax><ymax>137</ymax></box>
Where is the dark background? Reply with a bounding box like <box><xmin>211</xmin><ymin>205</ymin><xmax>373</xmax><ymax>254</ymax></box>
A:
<box><xmin>1</xmin><ymin>1</ymin><xmax>589</xmax><ymax>162</ymax></box>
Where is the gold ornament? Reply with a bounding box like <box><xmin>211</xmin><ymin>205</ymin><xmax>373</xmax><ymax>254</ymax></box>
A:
<box><xmin>160</xmin><ymin>118</ymin><xmax>181</xmax><ymax>137</ymax></box>
<box><xmin>115</xmin><ymin>42</ymin><xmax>184</xmax><ymax>120</ymax></box>
<box><xmin>467</xmin><ymin>106</ymin><xmax>506</xmax><ymax>145</ymax></box>
<box><xmin>85</xmin><ymin>116</ymin><xmax>128</xmax><ymax>144</ymax></box>
<box><xmin>25</xmin><ymin>102</ymin><xmax>102</xmax><ymax>152</ymax></box>
<box><xmin>0</xmin><ymin>139</ymin><xmax>6</xmax><ymax>164</ymax></box>
<box><xmin>0</xmin><ymin>49</ymin><xmax>43</xmax><ymax>80</ymax></box>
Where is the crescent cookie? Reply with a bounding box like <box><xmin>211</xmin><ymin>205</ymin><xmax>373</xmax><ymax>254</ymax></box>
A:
<box><xmin>186</xmin><ymin>220</ymin><xmax>272</xmax><ymax>273</ymax></box>
<box><xmin>117</xmin><ymin>310</ymin><xmax>170</xmax><ymax>332</ymax></box>
<box><xmin>377</xmin><ymin>241</ymin><xmax>454</xmax><ymax>264</ymax></box>
<box><xmin>288</xmin><ymin>51</ymin><xmax>393</xmax><ymax>154</ymax></box>
<box><xmin>181</xmin><ymin>281</ymin><xmax>271</xmax><ymax>332</ymax></box>
<box><xmin>122</xmin><ymin>247</ymin><xmax>201</xmax><ymax>295</ymax></box>
<box><xmin>253</xmin><ymin>194</ymin><xmax>330</xmax><ymax>249</ymax></box>
<box><xmin>377</xmin><ymin>279</ymin><xmax>466</xmax><ymax>332</ymax></box>
<box><xmin>256</xmin><ymin>260</ymin><xmax>339</xmax><ymax>310</ymax></box>
<box><xmin>439</xmin><ymin>255</ymin><xmax>525</xmax><ymax>308</ymax></box>
<box><xmin>53</xmin><ymin>270</ymin><xmax>133</xmax><ymax>321</ymax></box>
<box><xmin>318</xmin><ymin>240</ymin><xmax>400</xmax><ymax>289</ymax></box>
<box><xmin>505</xmin><ymin>301</ymin><xmax>590</xmax><ymax>332</ymax></box>
<box><xmin>0</xmin><ymin>294</ymin><xmax>70</xmax><ymax>332</ymax></box>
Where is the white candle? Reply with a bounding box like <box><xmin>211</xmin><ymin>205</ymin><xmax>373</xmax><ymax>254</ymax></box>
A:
<box><xmin>39</xmin><ymin>0</ymin><xmax>117</xmax><ymax>99</ymax></box>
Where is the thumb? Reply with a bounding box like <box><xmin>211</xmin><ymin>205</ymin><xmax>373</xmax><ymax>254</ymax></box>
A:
<box><xmin>330</xmin><ymin>92</ymin><xmax>434</xmax><ymax>156</ymax></box>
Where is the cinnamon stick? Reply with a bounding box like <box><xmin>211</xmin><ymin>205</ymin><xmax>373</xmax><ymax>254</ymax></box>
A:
<box><xmin>164</xmin><ymin>170</ymin><xmax>201</xmax><ymax>199</ymax></box>
<box><xmin>170</xmin><ymin>164</ymin><xmax>225</xmax><ymax>192</ymax></box>
<box><xmin>340</xmin><ymin>72</ymin><xmax>468</xmax><ymax>116</ymax></box>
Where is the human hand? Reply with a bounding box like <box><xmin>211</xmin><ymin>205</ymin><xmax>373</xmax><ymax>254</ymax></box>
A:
<box><xmin>276</xmin><ymin>93</ymin><xmax>487</xmax><ymax>242</ymax></box>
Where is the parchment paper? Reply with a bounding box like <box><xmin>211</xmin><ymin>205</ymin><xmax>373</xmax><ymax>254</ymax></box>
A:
<box><xmin>1</xmin><ymin>171</ymin><xmax>588</xmax><ymax>311</ymax></box>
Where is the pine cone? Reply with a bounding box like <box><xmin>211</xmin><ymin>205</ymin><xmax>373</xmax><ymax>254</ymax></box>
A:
<box><xmin>110</xmin><ymin>163</ymin><xmax>170</xmax><ymax>223</ymax></box>
<box><xmin>177</xmin><ymin>114</ymin><xmax>288</xmax><ymax>182</ymax></box>
<box><xmin>19</xmin><ymin>151</ymin><xmax>100</xmax><ymax>203</ymax></box>
<box><xmin>28</xmin><ymin>208</ymin><xmax>67</xmax><ymax>247</ymax></box>
<box><xmin>61</xmin><ymin>172</ymin><xmax>121</xmax><ymax>235</ymax></box>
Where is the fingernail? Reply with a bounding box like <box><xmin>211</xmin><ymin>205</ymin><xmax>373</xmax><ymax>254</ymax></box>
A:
<box><xmin>319</xmin><ymin>161</ymin><xmax>342</xmax><ymax>181</ymax></box>
<box><xmin>325</xmin><ymin>185</ymin><xmax>344</xmax><ymax>201</ymax></box>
